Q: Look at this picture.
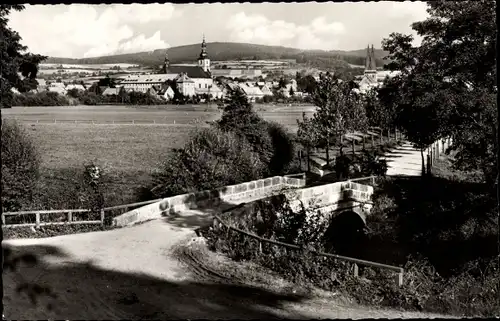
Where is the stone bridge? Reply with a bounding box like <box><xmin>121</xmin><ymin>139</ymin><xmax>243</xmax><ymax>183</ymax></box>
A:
<box><xmin>113</xmin><ymin>175</ymin><xmax>374</xmax><ymax>228</ymax></box>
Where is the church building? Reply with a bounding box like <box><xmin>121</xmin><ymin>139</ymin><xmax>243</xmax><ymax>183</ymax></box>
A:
<box><xmin>358</xmin><ymin>44</ymin><xmax>379</xmax><ymax>93</ymax></box>
<box><xmin>120</xmin><ymin>36</ymin><xmax>221</xmax><ymax>98</ymax></box>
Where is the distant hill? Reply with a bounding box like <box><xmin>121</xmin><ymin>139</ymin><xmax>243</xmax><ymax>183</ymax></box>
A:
<box><xmin>45</xmin><ymin>42</ymin><xmax>389</xmax><ymax>70</ymax></box>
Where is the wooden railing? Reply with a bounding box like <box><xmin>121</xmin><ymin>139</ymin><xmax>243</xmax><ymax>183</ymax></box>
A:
<box><xmin>347</xmin><ymin>175</ymin><xmax>378</xmax><ymax>186</ymax></box>
<box><xmin>9</xmin><ymin>119</ymin><xmax>195</xmax><ymax>125</ymax></box>
<box><xmin>212</xmin><ymin>203</ymin><xmax>404</xmax><ymax>286</ymax></box>
<box><xmin>1</xmin><ymin>198</ymin><xmax>163</xmax><ymax>229</ymax></box>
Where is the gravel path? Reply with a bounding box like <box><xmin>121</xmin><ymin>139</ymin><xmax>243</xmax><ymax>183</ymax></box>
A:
<box><xmin>384</xmin><ymin>142</ymin><xmax>424</xmax><ymax>177</ymax></box>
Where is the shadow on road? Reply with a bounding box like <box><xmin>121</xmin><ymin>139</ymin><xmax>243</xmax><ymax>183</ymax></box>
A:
<box><xmin>3</xmin><ymin>243</ymin><xmax>308</xmax><ymax>320</ymax></box>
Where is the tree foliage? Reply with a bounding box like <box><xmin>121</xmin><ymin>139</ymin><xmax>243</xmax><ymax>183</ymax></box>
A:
<box><xmin>310</xmin><ymin>72</ymin><xmax>367</xmax><ymax>163</ymax></box>
<box><xmin>1</xmin><ymin>120</ymin><xmax>41</xmax><ymax>211</ymax></box>
<box><xmin>1</xmin><ymin>5</ymin><xmax>47</xmax><ymax>108</ymax></box>
<box><xmin>150</xmin><ymin>127</ymin><xmax>264</xmax><ymax>198</ymax></box>
<box><xmin>380</xmin><ymin>0</ymin><xmax>497</xmax><ymax>183</ymax></box>
<box><xmin>217</xmin><ymin>88</ymin><xmax>296</xmax><ymax>176</ymax></box>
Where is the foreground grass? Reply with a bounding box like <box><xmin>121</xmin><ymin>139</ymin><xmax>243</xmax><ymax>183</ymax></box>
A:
<box><xmin>2</xmin><ymin>224</ymin><xmax>116</xmax><ymax>240</ymax></box>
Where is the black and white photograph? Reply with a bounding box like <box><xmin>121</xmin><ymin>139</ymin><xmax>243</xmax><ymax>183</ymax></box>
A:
<box><xmin>1</xmin><ymin>0</ymin><xmax>498</xmax><ymax>319</ymax></box>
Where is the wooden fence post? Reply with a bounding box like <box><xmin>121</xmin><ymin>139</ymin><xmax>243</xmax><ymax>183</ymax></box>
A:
<box><xmin>258</xmin><ymin>240</ymin><xmax>263</xmax><ymax>253</ymax></box>
<box><xmin>35</xmin><ymin>212</ymin><xmax>40</xmax><ymax>228</ymax></box>
<box><xmin>100</xmin><ymin>209</ymin><xmax>105</xmax><ymax>225</ymax></box>
<box><xmin>1</xmin><ymin>213</ymin><xmax>5</xmax><ymax>225</ymax></box>
<box><xmin>67</xmin><ymin>211</ymin><xmax>72</xmax><ymax>223</ymax></box>
<box><xmin>353</xmin><ymin>263</ymin><xmax>359</xmax><ymax>277</ymax></box>
<box><xmin>396</xmin><ymin>271</ymin><xmax>403</xmax><ymax>286</ymax></box>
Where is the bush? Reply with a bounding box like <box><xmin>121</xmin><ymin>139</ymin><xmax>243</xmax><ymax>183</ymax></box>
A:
<box><xmin>149</xmin><ymin>127</ymin><xmax>265</xmax><ymax>198</ymax></box>
<box><xmin>1</xmin><ymin>120</ymin><xmax>40</xmax><ymax>211</ymax></box>
<box><xmin>267</xmin><ymin>121</ymin><xmax>296</xmax><ymax>175</ymax></box>
<box><xmin>12</xmin><ymin>91</ymin><xmax>71</xmax><ymax>106</ymax></box>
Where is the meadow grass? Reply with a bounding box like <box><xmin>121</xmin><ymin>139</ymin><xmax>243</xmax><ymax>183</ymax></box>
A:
<box><xmin>2</xmin><ymin>104</ymin><xmax>315</xmax><ymax>209</ymax></box>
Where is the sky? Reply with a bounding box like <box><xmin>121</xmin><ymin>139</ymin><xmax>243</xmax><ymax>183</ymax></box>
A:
<box><xmin>8</xmin><ymin>2</ymin><xmax>430</xmax><ymax>59</ymax></box>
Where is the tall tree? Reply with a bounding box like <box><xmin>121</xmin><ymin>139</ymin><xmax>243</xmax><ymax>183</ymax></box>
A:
<box><xmin>1</xmin><ymin>5</ymin><xmax>47</xmax><ymax>108</ymax></box>
<box><xmin>310</xmin><ymin>72</ymin><xmax>366</xmax><ymax>165</ymax></box>
<box><xmin>296</xmin><ymin>112</ymin><xmax>320</xmax><ymax>172</ymax></box>
<box><xmin>381</xmin><ymin>0</ymin><xmax>497</xmax><ymax>182</ymax></box>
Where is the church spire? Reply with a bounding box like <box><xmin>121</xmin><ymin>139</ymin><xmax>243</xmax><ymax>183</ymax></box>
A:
<box><xmin>365</xmin><ymin>44</ymin><xmax>376</xmax><ymax>71</ymax></box>
<box><xmin>199</xmin><ymin>34</ymin><xmax>208</xmax><ymax>59</ymax></box>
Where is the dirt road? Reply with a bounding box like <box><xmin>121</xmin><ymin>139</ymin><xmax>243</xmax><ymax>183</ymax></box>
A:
<box><xmin>3</xmin><ymin>217</ymin><xmax>450</xmax><ymax>320</ymax></box>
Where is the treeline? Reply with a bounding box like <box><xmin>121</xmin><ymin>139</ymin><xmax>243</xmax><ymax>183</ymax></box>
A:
<box><xmin>45</xmin><ymin>42</ymin><xmax>386</xmax><ymax>69</ymax></box>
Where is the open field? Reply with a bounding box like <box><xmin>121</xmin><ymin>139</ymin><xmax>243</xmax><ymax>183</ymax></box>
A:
<box><xmin>1</xmin><ymin>104</ymin><xmax>316</xmax><ymax>208</ymax></box>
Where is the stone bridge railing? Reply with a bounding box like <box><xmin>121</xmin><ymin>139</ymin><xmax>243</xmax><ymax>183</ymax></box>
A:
<box><xmin>283</xmin><ymin>179</ymin><xmax>375</xmax><ymax>223</ymax></box>
<box><xmin>113</xmin><ymin>174</ymin><xmax>306</xmax><ymax>227</ymax></box>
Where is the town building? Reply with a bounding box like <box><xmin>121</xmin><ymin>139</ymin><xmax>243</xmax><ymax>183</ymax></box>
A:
<box><xmin>158</xmin><ymin>86</ymin><xmax>175</xmax><ymax>100</ymax></box>
<box><xmin>356</xmin><ymin>45</ymin><xmax>401</xmax><ymax>93</ymax></box>
<box><xmin>47</xmin><ymin>82</ymin><xmax>67</xmax><ymax>95</ymax></box>
<box><xmin>102</xmin><ymin>87</ymin><xmax>121</xmax><ymax>96</ymax></box>
<box><xmin>65</xmin><ymin>84</ymin><xmax>86</xmax><ymax>92</ymax></box>
<box><xmin>119</xmin><ymin>36</ymin><xmax>220</xmax><ymax>98</ymax></box>
<box><xmin>238</xmin><ymin>84</ymin><xmax>264</xmax><ymax>102</ymax></box>
<box><xmin>211</xmin><ymin>69</ymin><xmax>263</xmax><ymax>80</ymax></box>
<box><xmin>357</xmin><ymin>44</ymin><xmax>379</xmax><ymax>93</ymax></box>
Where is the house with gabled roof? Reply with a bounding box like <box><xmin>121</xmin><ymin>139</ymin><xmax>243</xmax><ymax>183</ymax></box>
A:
<box><xmin>102</xmin><ymin>87</ymin><xmax>120</xmax><ymax>96</ymax></box>
<box><xmin>158</xmin><ymin>86</ymin><xmax>175</xmax><ymax>100</ymax></box>
<box><xmin>238</xmin><ymin>84</ymin><xmax>264</xmax><ymax>102</ymax></box>
<box><xmin>259</xmin><ymin>84</ymin><xmax>273</xmax><ymax>97</ymax></box>
<box><xmin>175</xmin><ymin>73</ymin><xmax>196</xmax><ymax>97</ymax></box>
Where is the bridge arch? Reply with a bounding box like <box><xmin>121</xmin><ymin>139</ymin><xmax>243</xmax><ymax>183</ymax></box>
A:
<box><xmin>323</xmin><ymin>209</ymin><xmax>368</xmax><ymax>257</ymax></box>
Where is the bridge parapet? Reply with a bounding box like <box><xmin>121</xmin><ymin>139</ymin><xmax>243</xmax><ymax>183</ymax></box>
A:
<box><xmin>113</xmin><ymin>174</ymin><xmax>306</xmax><ymax>227</ymax></box>
<box><xmin>283</xmin><ymin>180</ymin><xmax>374</xmax><ymax>223</ymax></box>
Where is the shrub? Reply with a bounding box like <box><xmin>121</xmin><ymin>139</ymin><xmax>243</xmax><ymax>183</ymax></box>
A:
<box><xmin>11</xmin><ymin>91</ymin><xmax>71</xmax><ymax>106</ymax></box>
<box><xmin>1</xmin><ymin>120</ymin><xmax>40</xmax><ymax>212</ymax></box>
<box><xmin>356</xmin><ymin>149</ymin><xmax>388</xmax><ymax>177</ymax></box>
<box><xmin>267</xmin><ymin>121</ymin><xmax>296</xmax><ymax>175</ymax></box>
<box><xmin>149</xmin><ymin>127</ymin><xmax>265</xmax><ymax>198</ymax></box>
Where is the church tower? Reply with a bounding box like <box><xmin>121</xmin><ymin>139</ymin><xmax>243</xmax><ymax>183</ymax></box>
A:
<box><xmin>198</xmin><ymin>35</ymin><xmax>210</xmax><ymax>73</ymax></box>
<box><xmin>364</xmin><ymin>44</ymin><xmax>377</xmax><ymax>83</ymax></box>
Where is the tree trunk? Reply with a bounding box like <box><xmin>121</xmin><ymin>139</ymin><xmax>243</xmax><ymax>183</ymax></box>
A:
<box><xmin>352</xmin><ymin>139</ymin><xmax>355</xmax><ymax>155</ymax></box>
<box><xmin>427</xmin><ymin>153</ymin><xmax>432</xmax><ymax>176</ymax></box>
<box><xmin>362</xmin><ymin>135</ymin><xmax>366</xmax><ymax>150</ymax></box>
<box><xmin>307</xmin><ymin>147</ymin><xmax>311</xmax><ymax>172</ymax></box>
<box><xmin>326</xmin><ymin>138</ymin><xmax>330</xmax><ymax>166</ymax></box>
<box><xmin>371</xmin><ymin>134</ymin><xmax>374</xmax><ymax>147</ymax></box>
<box><xmin>380</xmin><ymin>129</ymin><xmax>383</xmax><ymax>145</ymax></box>
<box><xmin>421</xmin><ymin>149</ymin><xmax>426</xmax><ymax>176</ymax></box>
